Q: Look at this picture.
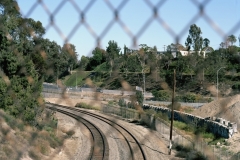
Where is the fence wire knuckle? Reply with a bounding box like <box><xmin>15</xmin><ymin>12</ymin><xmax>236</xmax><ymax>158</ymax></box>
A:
<box><xmin>2</xmin><ymin>0</ymin><xmax>240</xmax><ymax>159</ymax></box>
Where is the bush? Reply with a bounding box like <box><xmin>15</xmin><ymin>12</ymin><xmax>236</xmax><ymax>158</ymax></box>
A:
<box><xmin>201</xmin><ymin>132</ymin><xmax>215</xmax><ymax>140</ymax></box>
<box><xmin>3</xmin><ymin>113</ymin><xmax>18</xmax><ymax>129</ymax></box>
<box><xmin>173</xmin><ymin>144</ymin><xmax>208</xmax><ymax>160</ymax></box>
<box><xmin>38</xmin><ymin>139</ymin><xmax>51</xmax><ymax>156</ymax></box>
<box><xmin>176</xmin><ymin>93</ymin><xmax>199</xmax><ymax>102</ymax></box>
<box><xmin>232</xmin><ymin>82</ymin><xmax>240</xmax><ymax>91</ymax></box>
<box><xmin>118</xmin><ymin>98</ymin><xmax>126</xmax><ymax>107</ymax></box>
<box><xmin>173</xmin><ymin>121</ymin><xmax>195</xmax><ymax>132</ymax></box>
<box><xmin>127</xmin><ymin>102</ymin><xmax>135</xmax><ymax>109</ymax></box>
<box><xmin>136</xmin><ymin>90</ymin><xmax>143</xmax><ymax>105</ymax></box>
<box><xmin>75</xmin><ymin>102</ymin><xmax>99</xmax><ymax>110</ymax></box>
<box><xmin>152</xmin><ymin>90</ymin><xmax>171</xmax><ymax>101</ymax></box>
<box><xmin>29</xmin><ymin>149</ymin><xmax>41</xmax><ymax>160</ymax></box>
<box><xmin>66</xmin><ymin>130</ymin><xmax>75</xmax><ymax>137</ymax></box>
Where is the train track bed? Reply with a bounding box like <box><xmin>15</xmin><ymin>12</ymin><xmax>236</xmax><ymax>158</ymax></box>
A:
<box><xmin>47</xmin><ymin>105</ymin><xmax>109</xmax><ymax>160</ymax></box>
<box><xmin>47</xmin><ymin>103</ymin><xmax>171</xmax><ymax>160</ymax></box>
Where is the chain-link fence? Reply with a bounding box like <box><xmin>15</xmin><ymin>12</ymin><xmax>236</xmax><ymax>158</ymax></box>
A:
<box><xmin>102</xmin><ymin>104</ymin><xmax>240</xmax><ymax>160</ymax></box>
<box><xmin>1</xmin><ymin>0</ymin><xmax>240</xmax><ymax>159</ymax></box>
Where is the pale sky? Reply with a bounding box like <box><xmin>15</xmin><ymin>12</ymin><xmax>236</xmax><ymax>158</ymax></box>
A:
<box><xmin>17</xmin><ymin>0</ymin><xmax>240</xmax><ymax>58</ymax></box>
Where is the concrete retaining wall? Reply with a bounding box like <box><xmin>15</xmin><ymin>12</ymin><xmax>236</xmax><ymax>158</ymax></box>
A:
<box><xmin>142</xmin><ymin>104</ymin><xmax>237</xmax><ymax>139</ymax></box>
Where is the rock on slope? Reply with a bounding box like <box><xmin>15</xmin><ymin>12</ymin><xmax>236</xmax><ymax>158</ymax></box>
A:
<box><xmin>192</xmin><ymin>94</ymin><xmax>240</xmax><ymax>129</ymax></box>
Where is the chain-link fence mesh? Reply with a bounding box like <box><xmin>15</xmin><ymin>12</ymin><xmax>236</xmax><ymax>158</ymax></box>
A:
<box><xmin>1</xmin><ymin>0</ymin><xmax>240</xmax><ymax>159</ymax></box>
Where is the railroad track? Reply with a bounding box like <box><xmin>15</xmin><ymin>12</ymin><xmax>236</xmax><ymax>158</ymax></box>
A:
<box><xmin>46</xmin><ymin>105</ymin><xmax>109</xmax><ymax>160</ymax></box>
<box><xmin>46</xmin><ymin>102</ymin><xmax>146</xmax><ymax>160</ymax></box>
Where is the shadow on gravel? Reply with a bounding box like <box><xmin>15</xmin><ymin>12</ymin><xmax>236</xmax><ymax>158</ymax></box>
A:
<box><xmin>128</xmin><ymin>120</ymin><xmax>150</xmax><ymax>128</ymax></box>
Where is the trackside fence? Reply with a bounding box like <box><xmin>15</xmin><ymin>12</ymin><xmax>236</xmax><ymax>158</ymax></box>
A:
<box><xmin>102</xmin><ymin>105</ymin><xmax>240</xmax><ymax>160</ymax></box>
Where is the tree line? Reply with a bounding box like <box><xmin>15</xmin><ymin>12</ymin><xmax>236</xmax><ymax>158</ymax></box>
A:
<box><xmin>0</xmin><ymin>0</ymin><xmax>78</xmax><ymax>125</ymax></box>
<box><xmin>1</xmin><ymin>0</ymin><xmax>240</xmax><ymax>124</ymax></box>
<box><xmin>79</xmin><ymin>24</ymin><xmax>240</xmax><ymax>95</ymax></box>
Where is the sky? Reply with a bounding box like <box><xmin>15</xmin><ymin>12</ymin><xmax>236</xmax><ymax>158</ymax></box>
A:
<box><xmin>16</xmin><ymin>0</ymin><xmax>240</xmax><ymax>59</ymax></box>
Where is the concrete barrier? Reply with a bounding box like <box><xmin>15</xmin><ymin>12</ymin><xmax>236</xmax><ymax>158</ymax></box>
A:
<box><xmin>142</xmin><ymin>104</ymin><xmax>237</xmax><ymax>138</ymax></box>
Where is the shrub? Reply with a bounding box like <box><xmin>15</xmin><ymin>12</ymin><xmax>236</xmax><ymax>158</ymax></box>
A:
<box><xmin>75</xmin><ymin>102</ymin><xmax>99</xmax><ymax>110</ymax></box>
<box><xmin>152</xmin><ymin>90</ymin><xmax>171</xmax><ymax>101</ymax></box>
<box><xmin>201</xmin><ymin>132</ymin><xmax>215</xmax><ymax>140</ymax></box>
<box><xmin>182</xmin><ymin>93</ymin><xmax>197</xmax><ymax>102</ymax></box>
<box><xmin>38</xmin><ymin>139</ymin><xmax>51</xmax><ymax>156</ymax></box>
<box><xmin>66</xmin><ymin>130</ymin><xmax>75</xmax><ymax>137</ymax></box>
<box><xmin>232</xmin><ymin>82</ymin><xmax>240</xmax><ymax>91</ymax></box>
<box><xmin>173</xmin><ymin>144</ymin><xmax>208</xmax><ymax>160</ymax></box>
<box><xmin>29</xmin><ymin>149</ymin><xmax>41</xmax><ymax>160</ymax></box>
<box><xmin>127</xmin><ymin>102</ymin><xmax>135</xmax><ymax>109</ymax></box>
<box><xmin>136</xmin><ymin>91</ymin><xmax>143</xmax><ymax>105</ymax></box>
<box><xmin>3</xmin><ymin>114</ymin><xmax>17</xmax><ymax>129</ymax></box>
<box><xmin>2</xmin><ymin>146</ymin><xmax>13</xmax><ymax>157</ymax></box>
<box><xmin>118</xmin><ymin>98</ymin><xmax>126</xmax><ymax>107</ymax></box>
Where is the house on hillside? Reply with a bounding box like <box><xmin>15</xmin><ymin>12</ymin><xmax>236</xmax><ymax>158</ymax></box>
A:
<box><xmin>156</xmin><ymin>43</ymin><xmax>214</xmax><ymax>58</ymax></box>
<box><xmin>172</xmin><ymin>47</ymin><xmax>214</xmax><ymax>58</ymax></box>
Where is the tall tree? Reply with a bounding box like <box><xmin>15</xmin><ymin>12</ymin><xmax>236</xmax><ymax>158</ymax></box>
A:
<box><xmin>62</xmin><ymin>43</ymin><xmax>78</xmax><ymax>70</ymax></box>
<box><xmin>106</xmin><ymin>40</ymin><xmax>121</xmax><ymax>76</ymax></box>
<box><xmin>203</xmin><ymin>38</ymin><xmax>210</xmax><ymax>48</ymax></box>
<box><xmin>0</xmin><ymin>0</ymin><xmax>45</xmax><ymax>124</ymax></box>
<box><xmin>227</xmin><ymin>35</ymin><xmax>237</xmax><ymax>46</ymax></box>
<box><xmin>79</xmin><ymin>55</ymin><xmax>89</xmax><ymax>70</ymax></box>
<box><xmin>87</xmin><ymin>47</ymin><xmax>106</xmax><ymax>70</ymax></box>
<box><xmin>185</xmin><ymin>24</ymin><xmax>203</xmax><ymax>51</ymax></box>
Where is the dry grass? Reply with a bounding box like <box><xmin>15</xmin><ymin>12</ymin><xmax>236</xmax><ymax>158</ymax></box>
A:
<box><xmin>0</xmin><ymin>109</ymin><xmax>66</xmax><ymax>160</ymax></box>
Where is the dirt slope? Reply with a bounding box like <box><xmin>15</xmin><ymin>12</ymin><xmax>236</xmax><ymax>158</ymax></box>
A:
<box><xmin>192</xmin><ymin>94</ymin><xmax>240</xmax><ymax>129</ymax></box>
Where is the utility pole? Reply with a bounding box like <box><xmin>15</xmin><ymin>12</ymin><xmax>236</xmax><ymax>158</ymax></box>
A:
<box><xmin>217</xmin><ymin>67</ymin><xmax>225</xmax><ymax>100</ymax></box>
<box><xmin>75</xmin><ymin>71</ymin><xmax>77</xmax><ymax>89</ymax></box>
<box><xmin>57</xmin><ymin>70</ymin><xmax>58</xmax><ymax>88</ymax></box>
<box><xmin>135</xmin><ymin>51</ymin><xmax>146</xmax><ymax>104</ymax></box>
<box><xmin>238</xmin><ymin>34</ymin><xmax>240</xmax><ymax>46</ymax></box>
<box><xmin>169</xmin><ymin>69</ymin><xmax>176</xmax><ymax>155</ymax></box>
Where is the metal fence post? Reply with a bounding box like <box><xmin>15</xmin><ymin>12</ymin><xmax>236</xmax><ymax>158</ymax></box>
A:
<box><xmin>213</xmin><ymin>145</ymin><xmax>215</xmax><ymax>160</ymax></box>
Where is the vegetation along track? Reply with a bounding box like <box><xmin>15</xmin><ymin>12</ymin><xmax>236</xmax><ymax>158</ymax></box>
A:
<box><xmin>46</xmin><ymin>103</ymin><xmax>146</xmax><ymax>160</ymax></box>
<box><xmin>46</xmin><ymin>105</ymin><xmax>109</xmax><ymax>160</ymax></box>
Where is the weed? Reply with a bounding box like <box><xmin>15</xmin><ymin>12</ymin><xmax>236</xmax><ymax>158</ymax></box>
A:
<box><xmin>208</xmin><ymin>137</ymin><xmax>225</xmax><ymax>145</ymax></box>
<box><xmin>29</xmin><ymin>149</ymin><xmax>41</xmax><ymax>160</ymax></box>
<box><xmin>38</xmin><ymin>139</ymin><xmax>51</xmax><ymax>155</ymax></box>
<box><xmin>0</xmin><ymin>125</ymin><xmax>10</xmax><ymax>136</ymax></box>
<box><xmin>3</xmin><ymin>114</ymin><xmax>17</xmax><ymax>129</ymax></box>
<box><xmin>17</xmin><ymin>123</ymin><xmax>24</xmax><ymax>131</ymax></box>
<box><xmin>75</xmin><ymin>102</ymin><xmax>100</xmax><ymax>110</ymax></box>
<box><xmin>173</xmin><ymin>144</ymin><xmax>208</xmax><ymax>160</ymax></box>
<box><xmin>66</xmin><ymin>129</ymin><xmax>75</xmax><ymax>137</ymax></box>
<box><xmin>201</xmin><ymin>132</ymin><xmax>215</xmax><ymax>140</ymax></box>
<box><xmin>2</xmin><ymin>146</ymin><xmax>13</xmax><ymax>157</ymax></box>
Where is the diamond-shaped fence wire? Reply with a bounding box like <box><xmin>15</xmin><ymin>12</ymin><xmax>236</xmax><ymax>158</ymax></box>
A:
<box><xmin>1</xmin><ymin>0</ymin><xmax>240</xmax><ymax>159</ymax></box>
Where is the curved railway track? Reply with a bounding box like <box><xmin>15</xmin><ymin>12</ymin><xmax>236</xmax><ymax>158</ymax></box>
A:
<box><xmin>46</xmin><ymin>103</ymin><xmax>146</xmax><ymax>160</ymax></box>
<box><xmin>47</xmin><ymin>105</ymin><xmax>109</xmax><ymax>160</ymax></box>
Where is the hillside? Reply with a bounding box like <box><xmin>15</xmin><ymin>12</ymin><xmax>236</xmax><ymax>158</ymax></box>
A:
<box><xmin>0</xmin><ymin>109</ymin><xmax>61</xmax><ymax>160</ymax></box>
<box><xmin>192</xmin><ymin>94</ymin><xmax>240</xmax><ymax>129</ymax></box>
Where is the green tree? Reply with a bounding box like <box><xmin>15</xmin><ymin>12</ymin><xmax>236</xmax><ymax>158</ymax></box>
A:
<box><xmin>227</xmin><ymin>35</ymin><xmax>237</xmax><ymax>46</ymax></box>
<box><xmin>79</xmin><ymin>55</ymin><xmax>90</xmax><ymax>70</ymax></box>
<box><xmin>106</xmin><ymin>40</ymin><xmax>121</xmax><ymax>76</ymax></box>
<box><xmin>185</xmin><ymin>24</ymin><xmax>203</xmax><ymax>51</ymax></box>
<box><xmin>106</xmin><ymin>40</ymin><xmax>121</xmax><ymax>60</ymax></box>
<box><xmin>136</xmin><ymin>90</ymin><xmax>143</xmax><ymax>106</ymax></box>
<box><xmin>152</xmin><ymin>90</ymin><xmax>170</xmax><ymax>101</ymax></box>
<box><xmin>203</xmin><ymin>38</ymin><xmax>210</xmax><ymax>48</ymax></box>
<box><xmin>0</xmin><ymin>0</ymin><xmax>44</xmax><ymax>125</ymax></box>
<box><xmin>62</xmin><ymin>43</ymin><xmax>78</xmax><ymax>70</ymax></box>
<box><xmin>87</xmin><ymin>47</ymin><xmax>106</xmax><ymax>70</ymax></box>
